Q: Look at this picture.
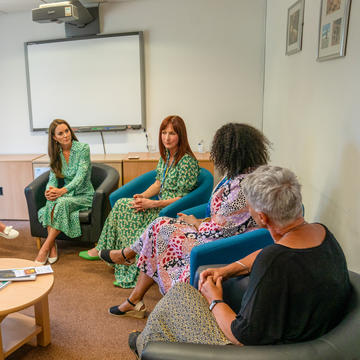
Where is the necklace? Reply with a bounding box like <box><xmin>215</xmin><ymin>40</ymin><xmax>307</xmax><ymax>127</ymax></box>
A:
<box><xmin>280</xmin><ymin>221</ymin><xmax>307</xmax><ymax>239</ymax></box>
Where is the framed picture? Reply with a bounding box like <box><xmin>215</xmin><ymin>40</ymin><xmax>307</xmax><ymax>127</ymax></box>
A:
<box><xmin>286</xmin><ymin>0</ymin><xmax>305</xmax><ymax>55</ymax></box>
<box><xmin>317</xmin><ymin>0</ymin><xmax>351</xmax><ymax>61</ymax></box>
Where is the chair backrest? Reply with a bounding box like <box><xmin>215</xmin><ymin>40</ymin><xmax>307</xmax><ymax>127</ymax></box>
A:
<box><xmin>193</xmin><ymin>167</ymin><xmax>214</xmax><ymax>201</ymax></box>
<box><xmin>90</xmin><ymin>163</ymin><xmax>110</xmax><ymax>190</ymax></box>
<box><xmin>158</xmin><ymin>167</ymin><xmax>214</xmax><ymax>217</ymax></box>
<box><xmin>190</xmin><ymin>228</ymin><xmax>273</xmax><ymax>286</ymax></box>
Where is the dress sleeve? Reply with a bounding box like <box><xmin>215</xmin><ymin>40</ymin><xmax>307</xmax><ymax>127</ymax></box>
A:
<box><xmin>198</xmin><ymin>176</ymin><xmax>254</xmax><ymax>237</ymax></box>
<box><xmin>65</xmin><ymin>143</ymin><xmax>91</xmax><ymax>193</ymax></box>
<box><xmin>173</xmin><ymin>155</ymin><xmax>200</xmax><ymax>198</ymax></box>
<box><xmin>46</xmin><ymin>169</ymin><xmax>58</xmax><ymax>190</ymax></box>
<box><xmin>230</xmin><ymin>249</ymin><xmax>288</xmax><ymax>345</ymax></box>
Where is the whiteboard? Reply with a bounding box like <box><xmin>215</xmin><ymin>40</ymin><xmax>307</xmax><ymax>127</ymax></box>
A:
<box><xmin>25</xmin><ymin>32</ymin><xmax>145</xmax><ymax>131</ymax></box>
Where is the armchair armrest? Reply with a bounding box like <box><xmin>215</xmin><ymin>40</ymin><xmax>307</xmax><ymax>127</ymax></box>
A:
<box><xmin>109</xmin><ymin>170</ymin><xmax>156</xmax><ymax>207</ymax></box>
<box><xmin>189</xmin><ymin>228</ymin><xmax>273</xmax><ymax>286</ymax></box>
<box><xmin>90</xmin><ymin>165</ymin><xmax>119</xmax><ymax>228</ymax></box>
<box><xmin>141</xmin><ymin>339</ymin><xmax>336</xmax><ymax>360</ymax></box>
<box><xmin>179</xmin><ymin>203</ymin><xmax>208</xmax><ymax>218</ymax></box>
<box><xmin>159</xmin><ymin>168</ymin><xmax>213</xmax><ymax>218</ymax></box>
<box><xmin>159</xmin><ymin>200</ymin><xmax>207</xmax><ymax>218</ymax></box>
<box><xmin>24</xmin><ymin>171</ymin><xmax>49</xmax><ymax>238</ymax></box>
<box><xmin>24</xmin><ymin>171</ymin><xmax>49</xmax><ymax>232</ymax></box>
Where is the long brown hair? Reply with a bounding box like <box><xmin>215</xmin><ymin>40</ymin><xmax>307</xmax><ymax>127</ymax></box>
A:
<box><xmin>158</xmin><ymin>115</ymin><xmax>195</xmax><ymax>165</ymax></box>
<box><xmin>48</xmin><ymin>119</ymin><xmax>78</xmax><ymax>178</ymax></box>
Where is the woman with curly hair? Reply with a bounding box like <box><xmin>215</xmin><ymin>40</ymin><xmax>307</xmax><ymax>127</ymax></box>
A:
<box><xmin>101</xmin><ymin>123</ymin><xmax>271</xmax><ymax>318</ymax></box>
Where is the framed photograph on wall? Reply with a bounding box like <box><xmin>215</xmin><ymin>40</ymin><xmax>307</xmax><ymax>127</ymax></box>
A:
<box><xmin>286</xmin><ymin>0</ymin><xmax>305</xmax><ymax>55</ymax></box>
<box><xmin>317</xmin><ymin>0</ymin><xmax>351</xmax><ymax>61</ymax></box>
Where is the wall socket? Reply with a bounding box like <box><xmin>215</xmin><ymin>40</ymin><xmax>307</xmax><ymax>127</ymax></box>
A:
<box><xmin>0</xmin><ymin>187</ymin><xmax>3</xmax><ymax>195</ymax></box>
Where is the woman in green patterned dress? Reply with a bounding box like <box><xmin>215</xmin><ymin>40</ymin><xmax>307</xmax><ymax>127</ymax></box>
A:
<box><xmin>79</xmin><ymin>115</ymin><xmax>200</xmax><ymax>288</ymax></box>
<box><xmin>35</xmin><ymin>119</ymin><xmax>94</xmax><ymax>265</ymax></box>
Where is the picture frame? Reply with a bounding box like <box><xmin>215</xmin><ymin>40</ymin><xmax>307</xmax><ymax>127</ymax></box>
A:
<box><xmin>286</xmin><ymin>0</ymin><xmax>305</xmax><ymax>55</ymax></box>
<box><xmin>317</xmin><ymin>0</ymin><xmax>351</xmax><ymax>61</ymax></box>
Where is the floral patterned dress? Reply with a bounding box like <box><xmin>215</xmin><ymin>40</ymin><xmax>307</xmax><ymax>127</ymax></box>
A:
<box><xmin>131</xmin><ymin>173</ymin><xmax>257</xmax><ymax>295</ymax></box>
<box><xmin>38</xmin><ymin>141</ymin><xmax>94</xmax><ymax>238</ymax></box>
<box><xmin>96</xmin><ymin>153</ymin><xmax>200</xmax><ymax>288</ymax></box>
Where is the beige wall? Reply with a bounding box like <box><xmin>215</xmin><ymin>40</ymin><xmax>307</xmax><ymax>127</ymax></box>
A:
<box><xmin>263</xmin><ymin>0</ymin><xmax>360</xmax><ymax>271</ymax></box>
<box><xmin>0</xmin><ymin>0</ymin><xmax>266</xmax><ymax>155</ymax></box>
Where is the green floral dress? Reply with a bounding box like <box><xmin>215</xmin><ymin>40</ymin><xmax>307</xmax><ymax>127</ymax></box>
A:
<box><xmin>96</xmin><ymin>153</ymin><xmax>200</xmax><ymax>288</ymax></box>
<box><xmin>38</xmin><ymin>141</ymin><xmax>95</xmax><ymax>238</ymax></box>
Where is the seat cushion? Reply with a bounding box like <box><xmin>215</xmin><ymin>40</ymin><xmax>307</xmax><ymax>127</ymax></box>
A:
<box><xmin>79</xmin><ymin>209</ymin><xmax>92</xmax><ymax>224</ymax></box>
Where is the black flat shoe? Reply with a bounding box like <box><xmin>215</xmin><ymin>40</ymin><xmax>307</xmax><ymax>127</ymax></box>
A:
<box><xmin>128</xmin><ymin>331</ymin><xmax>141</xmax><ymax>359</ymax></box>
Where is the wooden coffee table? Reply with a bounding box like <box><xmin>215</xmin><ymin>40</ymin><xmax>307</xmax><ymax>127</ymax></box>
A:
<box><xmin>0</xmin><ymin>258</ymin><xmax>54</xmax><ymax>359</ymax></box>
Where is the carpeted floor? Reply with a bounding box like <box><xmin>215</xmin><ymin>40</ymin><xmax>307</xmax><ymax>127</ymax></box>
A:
<box><xmin>0</xmin><ymin>220</ymin><xmax>162</xmax><ymax>360</ymax></box>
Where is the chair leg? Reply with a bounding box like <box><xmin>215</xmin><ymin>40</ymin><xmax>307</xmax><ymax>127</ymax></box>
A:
<box><xmin>36</xmin><ymin>237</ymin><xmax>42</xmax><ymax>250</ymax></box>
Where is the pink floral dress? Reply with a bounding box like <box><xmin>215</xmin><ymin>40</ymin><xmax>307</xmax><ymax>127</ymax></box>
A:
<box><xmin>131</xmin><ymin>174</ymin><xmax>257</xmax><ymax>295</ymax></box>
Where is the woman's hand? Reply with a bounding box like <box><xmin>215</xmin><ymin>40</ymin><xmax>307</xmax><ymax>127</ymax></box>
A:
<box><xmin>130</xmin><ymin>197</ymin><xmax>155</xmax><ymax>212</ymax></box>
<box><xmin>133</xmin><ymin>194</ymin><xmax>144</xmax><ymax>199</ymax></box>
<box><xmin>199</xmin><ymin>276</ymin><xmax>223</xmax><ymax>304</ymax></box>
<box><xmin>199</xmin><ymin>267</ymin><xmax>227</xmax><ymax>291</ymax></box>
<box><xmin>177</xmin><ymin>213</ymin><xmax>203</xmax><ymax>229</ymax></box>
<box><xmin>45</xmin><ymin>186</ymin><xmax>66</xmax><ymax>201</ymax></box>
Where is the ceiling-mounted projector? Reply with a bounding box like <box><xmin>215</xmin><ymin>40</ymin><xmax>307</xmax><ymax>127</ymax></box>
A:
<box><xmin>32</xmin><ymin>1</ymin><xmax>93</xmax><ymax>27</ymax></box>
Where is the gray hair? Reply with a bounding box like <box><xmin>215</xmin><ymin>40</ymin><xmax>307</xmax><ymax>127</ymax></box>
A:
<box><xmin>242</xmin><ymin>165</ymin><xmax>303</xmax><ymax>227</ymax></box>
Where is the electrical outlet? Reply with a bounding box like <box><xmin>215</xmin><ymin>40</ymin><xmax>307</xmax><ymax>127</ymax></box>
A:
<box><xmin>0</xmin><ymin>187</ymin><xmax>3</xmax><ymax>195</ymax></box>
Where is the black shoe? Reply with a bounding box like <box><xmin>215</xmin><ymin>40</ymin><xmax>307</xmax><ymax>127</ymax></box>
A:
<box><xmin>99</xmin><ymin>249</ymin><xmax>135</xmax><ymax>265</ymax></box>
<box><xmin>99</xmin><ymin>249</ymin><xmax>115</xmax><ymax>264</ymax></box>
<box><xmin>108</xmin><ymin>299</ymin><xmax>146</xmax><ymax>319</ymax></box>
<box><xmin>128</xmin><ymin>331</ymin><xmax>141</xmax><ymax>359</ymax></box>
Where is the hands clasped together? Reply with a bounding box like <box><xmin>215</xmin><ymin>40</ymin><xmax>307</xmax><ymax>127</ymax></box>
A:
<box><xmin>130</xmin><ymin>194</ymin><xmax>156</xmax><ymax>212</ymax></box>
<box><xmin>45</xmin><ymin>186</ymin><xmax>67</xmax><ymax>201</ymax></box>
<box><xmin>199</xmin><ymin>267</ymin><xmax>228</xmax><ymax>304</ymax></box>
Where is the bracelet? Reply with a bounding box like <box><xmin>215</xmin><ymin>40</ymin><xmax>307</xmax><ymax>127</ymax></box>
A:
<box><xmin>209</xmin><ymin>299</ymin><xmax>225</xmax><ymax>311</ymax></box>
<box><xmin>236</xmin><ymin>261</ymin><xmax>249</xmax><ymax>274</ymax></box>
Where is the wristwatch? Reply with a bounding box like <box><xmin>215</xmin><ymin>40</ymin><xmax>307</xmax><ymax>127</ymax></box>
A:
<box><xmin>209</xmin><ymin>299</ymin><xmax>225</xmax><ymax>311</ymax></box>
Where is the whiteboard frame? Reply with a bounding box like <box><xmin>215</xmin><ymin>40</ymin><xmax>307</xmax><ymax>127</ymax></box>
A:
<box><xmin>24</xmin><ymin>31</ymin><xmax>146</xmax><ymax>132</ymax></box>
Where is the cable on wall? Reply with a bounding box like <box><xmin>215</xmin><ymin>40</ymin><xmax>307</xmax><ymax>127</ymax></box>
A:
<box><xmin>100</xmin><ymin>131</ymin><xmax>106</xmax><ymax>154</ymax></box>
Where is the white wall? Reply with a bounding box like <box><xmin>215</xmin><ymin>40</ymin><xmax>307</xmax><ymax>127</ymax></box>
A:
<box><xmin>263</xmin><ymin>0</ymin><xmax>360</xmax><ymax>271</ymax></box>
<box><xmin>0</xmin><ymin>0</ymin><xmax>266</xmax><ymax>155</ymax></box>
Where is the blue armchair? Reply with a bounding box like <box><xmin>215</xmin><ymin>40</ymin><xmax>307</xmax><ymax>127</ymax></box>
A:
<box><xmin>181</xmin><ymin>203</ymin><xmax>274</xmax><ymax>286</ymax></box>
<box><xmin>109</xmin><ymin>168</ymin><xmax>214</xmax><ymax>218</ymax></box>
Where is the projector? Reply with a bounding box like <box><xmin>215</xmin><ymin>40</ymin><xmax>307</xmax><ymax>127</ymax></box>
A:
<box><xmin>32</xmin><ymin>1</ymin><xmax>93</xmax><ymax>26</ymax></box>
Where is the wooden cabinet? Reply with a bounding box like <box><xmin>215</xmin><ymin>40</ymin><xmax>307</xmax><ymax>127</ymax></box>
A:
<box><xmin>122</xmin><ymin>152</ymin><xmax>160</xmax><ymax>184</ymax></box>
<box><xmin>0</xmin><ymin>154</ymin><xmax>43</xmax><ymax>220</ymax></box>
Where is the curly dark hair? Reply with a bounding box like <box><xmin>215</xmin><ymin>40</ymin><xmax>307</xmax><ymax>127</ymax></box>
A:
<box><xmin>210</xmin><ymin>123</ymin><xmax>271</xmax><ymax>178</ymax></box>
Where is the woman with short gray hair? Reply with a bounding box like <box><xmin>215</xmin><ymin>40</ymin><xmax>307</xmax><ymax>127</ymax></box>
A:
<box><xmin>242</xmin><ymin>165</ymin><xmax>303</xmax><ymax>227</ymax></box>
<box><xmin>128</xmin><ymin>165</ymin><xmax>350</xmax><ymax>356</ymax></box>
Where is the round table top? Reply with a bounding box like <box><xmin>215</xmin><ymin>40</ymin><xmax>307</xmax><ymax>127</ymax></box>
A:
<box><xmin>0</xmin><ymin>258</ymin><xmax>54</xmax><ymax>316</ymax></box>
